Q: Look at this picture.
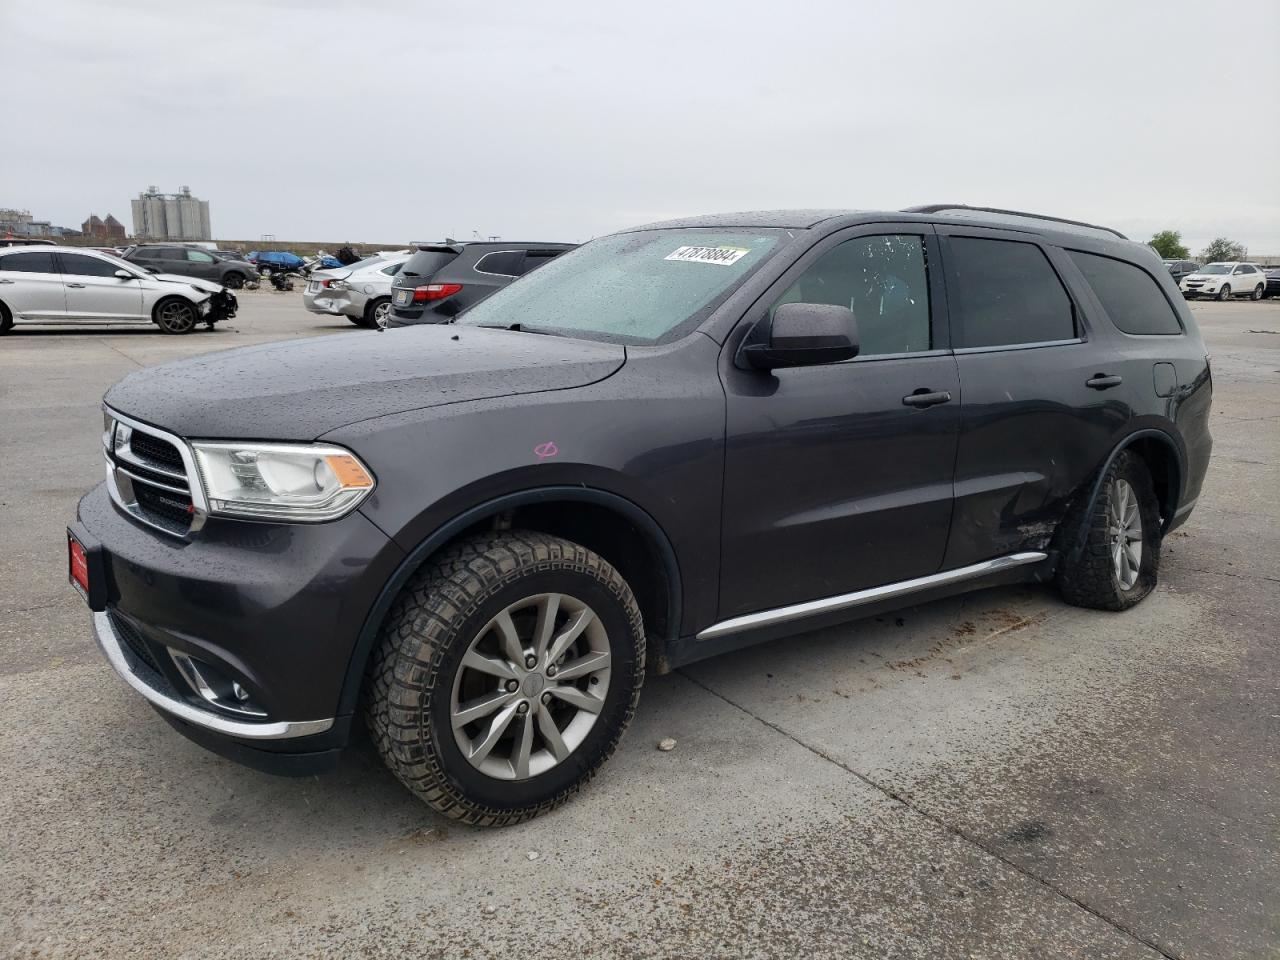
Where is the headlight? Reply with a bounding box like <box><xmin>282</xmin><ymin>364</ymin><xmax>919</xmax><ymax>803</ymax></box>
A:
<box><xmin>190</xmin><ymin>441</ymin><xmax>375</xmax><ymax>522</ymax></box>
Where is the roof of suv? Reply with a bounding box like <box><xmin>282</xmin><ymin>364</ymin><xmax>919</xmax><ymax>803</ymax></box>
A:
<box><xmin>629</xmin><ymin>205</ymin><xmax>1129</xmax><ymax>243</ymax></box>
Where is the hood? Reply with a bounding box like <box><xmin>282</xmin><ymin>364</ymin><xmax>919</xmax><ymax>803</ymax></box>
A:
<box><xmin>153</xmin><ymin>273</ymin><xmax>225</xmax><ymax>295</ymax></box>
<box><xmin>104</xmin><ymin>324</ymin><xmax>626</xmax><ymax>441</ymax></box>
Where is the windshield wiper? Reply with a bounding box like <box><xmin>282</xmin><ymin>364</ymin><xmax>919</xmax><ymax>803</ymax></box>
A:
<box><xmin>475</xmin><ymin>322</ymin><xmax>558</xmax><ymax>336</ymax></box>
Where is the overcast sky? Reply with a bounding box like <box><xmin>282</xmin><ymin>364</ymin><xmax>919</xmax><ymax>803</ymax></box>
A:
<box><xmin>5</xmin><ymin>0</ymin><xmax>1278</xmax><ymax>252</ymax></box>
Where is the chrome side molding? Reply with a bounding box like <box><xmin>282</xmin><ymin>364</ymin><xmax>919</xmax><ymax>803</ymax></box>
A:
<box><xmin>696</xmin><ymin>552</ymin><xmax>1048</xmax><ymax>641</ymax></box>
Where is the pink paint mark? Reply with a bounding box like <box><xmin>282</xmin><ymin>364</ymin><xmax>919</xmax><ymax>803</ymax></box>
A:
<box><xmin>534</xmin><ymin>441</ymin><xmax>558</xmax><ymax>460</ymax></box>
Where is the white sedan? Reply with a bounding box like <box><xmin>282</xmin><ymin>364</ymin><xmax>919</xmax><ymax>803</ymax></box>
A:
<box><xmin>303</xmin><ymin>253</ymin><xmax>411</xmax><ymax>329</ymax></box>
<box><xmin>0</xmin><ymin>245</ymin><xmax>235</xmax><ymax>334</ymax></box>
<box><xmin>1180</xmin><ymin>262</ymin><xmax>1268</xmax><ymax>301</ymax></box>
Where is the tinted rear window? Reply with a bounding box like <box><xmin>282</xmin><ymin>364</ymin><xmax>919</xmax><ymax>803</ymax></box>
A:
<box><xmin>946</xmin><ymin>237</ymin><xmax>1076</xmax><ymax>348</ymax></box>
<box><xmin>399</xmin><ymin>249</ymin><xmax>459</xmax><ymax>282</ymax></box>
<box><xmin>1069</xmin><ymin>251</ymin><xmax>1183</xmax><ymax>335</ymax></box>
<box><xmin>0</xmin><ymin>251</ymin><xmax>58</xmax><ymax>273</ymax></box>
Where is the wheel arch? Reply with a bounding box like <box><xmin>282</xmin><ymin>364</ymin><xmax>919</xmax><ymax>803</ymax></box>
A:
<box><xmin>337</xmin><ymin>485</ymin><xmax>683</xmax><ymax>716</ymax></box>
<box><xmin>150</xmin><ymin>292</ymin><xmax>201</xmax><ymax>321</ymax></box>
<box><xmin>1068</xmin><ymin>428</ymin><xmax>1183</xmax><ymax>562</ymax></box>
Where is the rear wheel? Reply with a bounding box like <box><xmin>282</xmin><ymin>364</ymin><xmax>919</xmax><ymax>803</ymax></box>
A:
<box><xmin>154</xmin><ymin>298</ymin><xmax>198</xmax><ymax>335</ymax></box>
<box><xmin>365</xmin><ymin>531</ymin><xmax>645</xmax><ymax>825</ymax></box>
<box><xmin>1216</xmin><ymin>284</ymin><xmax>1231</xmax><ymax>301</ymax></box>
<box><xmin>0</xmin><ymin>301</ymin><xmax>12</xmax><ymax>334</ymax></box>
<box><xmin>363</xmin><ymin>296</ymin><xmax>391</xmax><ymax>329</ymax></box>
<box><xmin>1251</xmin><ymin>283</ymin><xmax>1264</xmax><ymax>301</ymax></box>
<box><xmin>1056</xmin><ymin>451</ymin><xmax>1161</xmax><ymax>611</ymax></box>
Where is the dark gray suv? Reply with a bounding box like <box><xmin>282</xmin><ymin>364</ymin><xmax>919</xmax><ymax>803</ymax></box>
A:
<box><xmin>69</xmin><ymin>206</ymin><xmax>1212</xmax><ymax>825</ymax></box>
<box><xmin>122</xmin><ymin>244</ymin><xmax>257</xmax><ymax>289</ymax></box>
<box><xmin>388</xmin><ymin>241</ymin><xmax>574</xmax><ymax>325</ymax></box>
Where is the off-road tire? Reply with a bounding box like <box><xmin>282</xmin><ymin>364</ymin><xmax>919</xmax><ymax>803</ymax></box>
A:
<box><xmin>1216</xmin><ymin>284</ymin><xmax>1231</xmax><ymax>301</ymax></box>
<box><xmin>365</xmin><ymin>531</ymin><xmax>645</xmax><ymax>826</ymax></box>
<box><xmin>1056</xmin><ymin>450</ymin><xmax>1161</xmax><ymax>611</ymax></box>
<box><xmin>0</xmin><ymin>301</ymin><xmax>12</xmax><ymax>334</ymax></box>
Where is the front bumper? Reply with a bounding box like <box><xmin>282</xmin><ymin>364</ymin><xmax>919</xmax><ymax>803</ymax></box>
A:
<box><xmin>74</xmin><ymin>481</ymin><xmax>405</xmax><ymax>768</ymax></box>
<box><xmin>208</xmin><ymin>290</ymin><xmax>238</xmax><ymax>321</ymax></box>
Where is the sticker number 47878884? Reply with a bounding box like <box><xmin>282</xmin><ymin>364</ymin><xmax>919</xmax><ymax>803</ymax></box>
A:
<box><xmin>664</xmin><ymin>245</ymin><xmax>749</xmax><ymax>266</ymax></box>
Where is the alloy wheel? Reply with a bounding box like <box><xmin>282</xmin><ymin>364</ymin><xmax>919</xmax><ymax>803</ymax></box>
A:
<box><xmin>1109</xmin><ymin>478</ymin><xmax>1142</xmax><ymax>589</ymax></box>
<box><xmin>450</xmin><ymin>593</ymin><xmax>612</xmax><ymax>781</ymax></box>
<box><xmin>373</xmin><ymin>301</ymin><xmax>391</xmax><ymax>329</ymax></box>
<box><xmin>157</xmin><ymin>300</ymin><xmax>196</xmax><ymax>333</ymax></box>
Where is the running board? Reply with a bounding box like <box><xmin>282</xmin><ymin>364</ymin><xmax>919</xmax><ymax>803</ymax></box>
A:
<box><xmin>696</xmin><ymin>552</ymin><xmax>1048</xmax><ymax>642</ymax></box>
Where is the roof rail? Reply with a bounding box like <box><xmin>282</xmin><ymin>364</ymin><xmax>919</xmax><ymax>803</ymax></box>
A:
<box><xmin>902</xmin><ymin>204</ymin><xmax>1128</xmax><ymax>240</ymax></box>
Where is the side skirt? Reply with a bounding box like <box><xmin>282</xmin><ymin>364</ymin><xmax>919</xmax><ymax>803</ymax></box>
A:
<box><xmin>657</xmin><ymin>552</ymin><xmax>1049</xmax><ymax>672</ymax></box>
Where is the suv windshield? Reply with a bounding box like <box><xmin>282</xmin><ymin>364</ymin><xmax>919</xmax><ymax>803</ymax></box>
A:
<box><xmin>458</xmin><ymin>228</ymin><xmax>787</xmax><ymax>344</ymax></box>
<box><xmin>1200</xmin><ymin>264</ymin><xmax>1231</xmax><ymax>274</ymax></box>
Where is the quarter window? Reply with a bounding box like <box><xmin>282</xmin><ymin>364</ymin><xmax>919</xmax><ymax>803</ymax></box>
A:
<box><xmin>771</xmin><ymin>234</ymin><xmax>931</xmax><ymax>356</ymax></box>
<box><xmin>1069</xmin><ymin>251</ymin><xmax>1183</xmax><ymax>335</ymax></box>
<box><xmin>475</xmin><ymin>251</ymin><xmax>524</xmax><ymax>276</ymax></box>
<box><xmin>0</xmin><ymin>252</ymin><xmax>58</xmax><ymax>273</ymax></box>
<box><xmin>946</xmin><ymin>237</ymin><xmax>1075</xmax><ymax>348</ymax></box>
<box><xmin>59</xmin><ymin>254</ymin><xmax>122</xmax><ymax>278</ymax></box>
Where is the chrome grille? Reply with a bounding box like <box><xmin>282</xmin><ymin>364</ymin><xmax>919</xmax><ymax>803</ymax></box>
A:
<box><xmin>104</xmin><ymin>410</ymin><xmax>205</xmax><ymax>537</ymax></box>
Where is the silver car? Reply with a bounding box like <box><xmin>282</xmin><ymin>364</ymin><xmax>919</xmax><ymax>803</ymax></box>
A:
<box><xmin>0</xmin><ymin>246</ymin><xmax>236</xmax><ymax>335</ymax></box>
<box><xmin>302</xmin><ymin>253</ymin><xmax>410</xmax><ymax>329</ymax></box>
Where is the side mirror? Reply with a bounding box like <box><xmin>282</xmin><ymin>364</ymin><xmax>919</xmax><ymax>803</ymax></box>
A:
<box><xmin>740</xmin><ymin>302</ymin><xmax>859</xmax><ymax>370</ymax></box>
<box><xmin>114</xmin><ymin>269</ymin><xmax>134</xmax><ymax>280</ymax></box>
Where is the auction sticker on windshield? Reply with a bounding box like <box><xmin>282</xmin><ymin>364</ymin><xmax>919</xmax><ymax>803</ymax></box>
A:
<box><xmin>665</xmin><ymin>245</ymin><xmax>750</xmax><ymax>266</ymax></box>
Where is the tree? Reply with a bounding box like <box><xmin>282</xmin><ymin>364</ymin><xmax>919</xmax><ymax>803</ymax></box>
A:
<box><xmin>1200</xmin><ymin>237</ymin><xmax>1247</xmax><ymax>263</ymax></box>
<box><xmin>1147</xmin><ymin>230</ymin><xmax>1189</xmax><ymax>259</ymax></box>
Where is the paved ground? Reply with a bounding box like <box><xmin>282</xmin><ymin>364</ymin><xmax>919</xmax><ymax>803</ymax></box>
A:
<box><xmin>1</xmin><ymin>290</ymin><xmax>1276</xmax><ymax>959</ymax></box>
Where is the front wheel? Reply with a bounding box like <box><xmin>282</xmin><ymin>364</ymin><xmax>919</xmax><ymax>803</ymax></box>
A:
<box><xmin>154</xmin><ymin>298</ymin><xmax>198</xmax><ymax>334</ymax></box>
<box><xmin>366</xmin><ymin>531</ymin><xmax>645</xmax><ymax>826</ymax></box>
<box><xmin>222</xmin><ymin>272</ymin><xmax>245</xmax><ymax>290</ymax></box>
<box><xmin>1056</xmin><ymin>450</ymin><xmax>1161</xmax><ymax>611</ymax></box>
<box><xmin>0</xmin><ymin>301</ymin><xmax>12</xmax><ymax>334</ymax></box>
<box><xmin>1251</xmin><ymin>284</ymin><xmax>1264</xmax><ymax>301</ymax></box>
<box><xmin>1216</xmin><ymin>284</ymin><xmax>1231</xmax><ymax>301</ymax></box>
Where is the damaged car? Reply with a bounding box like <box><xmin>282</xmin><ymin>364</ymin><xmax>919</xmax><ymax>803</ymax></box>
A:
<box><xmin>304</xmin><ymin>253</ymin><xmax>411</xmax><ymax>329</ymax></box>
<box><xmin>0</xmin><ymin>246</ymin><xmax>235</xmax><ymax>334</ymax></box>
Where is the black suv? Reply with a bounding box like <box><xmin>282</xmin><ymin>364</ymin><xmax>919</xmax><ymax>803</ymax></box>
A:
<box><xmin>387</xmin><ymin>241</ymin><xmax>574</xmax><ymax>325</ymax></box>
<box><xmin>69</xmin><ymin>206</ymin><xmax>1212</xmax><ymax>825</ymax></box>
<box><xmin>122</xmin><ymin>244</ymin><xmax>258</xmax><ymax>289</ymax></box>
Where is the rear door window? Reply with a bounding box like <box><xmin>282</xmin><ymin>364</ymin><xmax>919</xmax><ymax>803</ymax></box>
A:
<box><xmin>1069</xmin><ymin>251</ymin><xmax>1183</xmax><ymax>335</ymax></box>
<box><xmin>519</xmin><ymin>251</ymin><xmax>566</xmax><ymax>275</ymax></box>
<box><xmin>185</xmin><ymin>250</ymin><xmax>216</xmax><ymax>263</ymax></box>
<box><xmin>0</xmin><ymin>251</ymin><xmax>59</xmax><ymax>274</ymax></box>
<box><xmin>945</xmin><ymin>237</ymin><xmax>1076</xmax><ymax>348</ymax></box>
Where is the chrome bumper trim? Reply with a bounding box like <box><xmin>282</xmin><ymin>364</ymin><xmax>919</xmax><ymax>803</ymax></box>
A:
<box><xmin>93</xmin><ymin>611</ymin><xmax>334</xmax><ymax>740</ymax></box>
<box><xmin>696</xmin><ymin>552</ymin><xmax>1048</xmax><ymax>641</ymax></box>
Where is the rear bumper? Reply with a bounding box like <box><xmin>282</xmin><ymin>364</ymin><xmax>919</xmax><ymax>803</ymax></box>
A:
<box><xmin>302</xmin><ymin>288</ymin><xmax>364</xmax><ymax>319</ymax></box>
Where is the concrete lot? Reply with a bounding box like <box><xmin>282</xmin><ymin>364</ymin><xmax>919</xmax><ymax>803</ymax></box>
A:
<box><xmin>1</xmin><ymin>290</ymin><xmax>1276</xmax><ymax>959</ymax></box>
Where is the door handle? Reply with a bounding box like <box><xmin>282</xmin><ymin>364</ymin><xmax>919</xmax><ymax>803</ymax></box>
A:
<box><xmin>66</xmin><ymin>282</ymin><xmax>86</xmax><ymax>288</ymax></box>
<box><xmin>1086</xmin><ymin>374</ymin><xmax>1123</xmax><ymax>390</ymax></box>
<box><xmin>0</xmin><ymin>278</ymin><xmax>13</xmax><ymax>284</ymax></box>
<box><xmin>902</xmin><ymin>389</ymin><xmax>952</xmax><ymax>409</ymax></box>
